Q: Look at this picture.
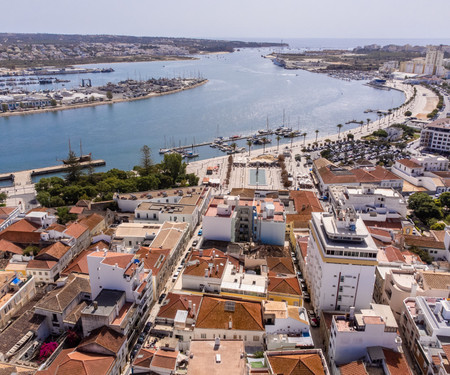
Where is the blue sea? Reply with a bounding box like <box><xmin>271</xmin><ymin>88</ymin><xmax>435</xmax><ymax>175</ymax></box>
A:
<box><xmin>1</xmin><ymin>37</ymin><xmax>448</xmax><ymax>174</ymax></box>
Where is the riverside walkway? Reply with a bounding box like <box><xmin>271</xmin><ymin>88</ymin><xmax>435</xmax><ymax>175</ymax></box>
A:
<box><xmin>0</xmin><ymin>159</ymin><xmax>106</xmax><ymax>186</ymax></box>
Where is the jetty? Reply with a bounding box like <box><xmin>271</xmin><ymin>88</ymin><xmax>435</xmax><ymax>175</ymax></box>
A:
<box><xmin>0</xmin><ymin>159</ymin><xmax>106</xmax><ymax>186</ymax></box>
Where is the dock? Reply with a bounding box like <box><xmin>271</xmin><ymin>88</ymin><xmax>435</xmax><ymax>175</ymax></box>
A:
<box><xmin>0</xmin><ymin>159</ymin><xmax>106</xmax><ymax>186</ymax></box>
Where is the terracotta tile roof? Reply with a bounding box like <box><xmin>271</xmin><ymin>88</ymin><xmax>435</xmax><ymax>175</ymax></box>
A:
<box><xmin>183</xmin><ymin>249</ymin><xmax>236</xmax><ymax>279</ymax></box>
<box><xmin>90</xmin><ymin>251</ymin><xmax>134</xmax><ymax>269</ymax></box>
<box><xmin>0</xmin><ymin>219</ymin><xmax>41</xmax><ymax>244</ymax></box>
<box><xmin>157</xmin><ymin>292</ymin><xmax>203</xmax><ymax>320</ymax></box>
<box><xmin>421</xmin><ymin>271</ymin><xmax>450</xmax><ymax>290</ymax></box>
<box><xmin>35</xmin><ymin>274</ymin><xmax>91</xmax><ymax>313</ymax></box>
<box><xmin>317</xmin><ymin>166</ymin><xmax>358</xmax><ymax>185</ymax></box>
<box><xmin>62</xmin><ymin>250</ymin><xmax>94</xmax><ymax>276</ymax></box>
<box><xmin>268</xmin><ymin>276</ymin><xmax>302</xmax><ymax>296</ymax></box>
<box><xmin>47</xmin><ymin>223</ymin><xmax>67</xmax><ymax>233</ymax></box>
<box><xmin>0</xmin><ymin>239</ymin><xmax>23</xmax><ymax>255</ymax></box>
<box><xmin>368</xmin><ymin>227</ymin><xmax>392</xmax><ymax>238</ymax></box>
<box><xmin>404</xmin><ymin>235</ymin><xmax>445</xmax><ymax>250</ymax></box>
<box><xmin>4</xmin><ymin>218</ymin><xmax>40</xmax><ymax>232</ymax></box>
<box><xmin>0</xmin><ymin>207</ymin><xmax>16</xmax><ymax>217</ymax></box>
<box><xmin>267</xmin><ymin>352</ymin><xmax>326</xmax><ymax>375</ymax></box>
<box><xmin>87</xmin><ymin>240</ymin><xmax>110</xmax><ymax>251</ymax></box>
<box><xmin>297</xmin><ymin>236</ymin><xmax>309</xmax><ymax>259</ymax></box>
<box><xmin>363</xmin><ymin>219</ymin><xmax>403</xmax><ymax>230</ymax></box>
<box><xmin>383</xmin><ymin>246</ymin><xmax>405</xmax><ymax>263</ymax></box>
<box><xmin>37</xmin><ymin>241</ymin><xmax>71</xmax><ymax>261</ymax></box>
<box><xmin>133</xmin><ymin>348</ymin><xmax>155</xmax><ymax>368</ymax></box>
<box><xmin>77</xmin><ymin>326</ymin><xmax>126</xmax><ymax>356</ymax></box>
<box><xmin>353</xmin><ymin>166</ymin><xmax>402</xmax><ymax>183</ymax></box>
<box><xmin>290</xmin><ymin>190</ymin><xmax>323</xmax><ymax>214</ymax></box>
<box><xmin>135</xmin><ymin>247</ymin><xmax>170</xmax><ymax>277</ymax></box>
<box><xmin>124</xmin><ymin>261</ymin><xmax>139</xmax><ymax>276</ymax></box>
<box><xmin>431</xmin><ymin>230</ymin><xmax>446</xmax><ymax>242</ymax></box>
<box><xmin>196</xmin><ymin>296</ymin><xmax>264</xmax><ymax>331</ymax></box>
<box><xmin>26</xmin><ymin>259</ymin><xmax>58</xmax><ymax>270</ymax></box>
<box><xmin>339</xmin><ymin>360</ymin><xmax>368</xmax><ymax>375</ymax></box>
<box><xmin>313</xmin><ymin>158</ymin><xmax>333</xmax><ymax>170</ymax></box>
<box><xmin>65</xmin><ymin>222</ymin><xmax>89</xmax><ymax>239</ymax></box>
<box><xmin>286</xmin><ymin>213</ymin><xmax>314</xmax><ymax>228</ymax></box>
<box><xmin>78</xmin><ymin>213</ymin><xmax>104</xmax><ymax>232</ymax></box>
<box><xmin>35</xmin><ymin>348</ymin><xmax>115</xmax><ymax>375</ymax></box>
<box><xmin>382</xmin><ymin>348</ymin><xmax>413</xmax><ymax>375</ymax></box>
<box><xmin>64</xmin><ymin>301</ymin><xmax>88</xmax><ymax>325</ymax></box>
<box><xmin>267</xmin><ymin>257</ymin><xmax>295</xmax><ymax>276</ymax></box>
<box><xmin>151</xmin><ymin>349</ymin><xmax>178</xmax><ymax>370</ymax></box>
<box><xmin>0</xmin><ymin>363</ymin><xmax>35</xmax><ymax>375</ymax></box>
<box><xmin>396</xmin><ymin>158</ymin><xmax>422</xmax><ymax>169</ymax></box>
<box><xmin>69</xmin><ymin>206</ymin><xmax>85</xmax><ymax>215</ymax></box>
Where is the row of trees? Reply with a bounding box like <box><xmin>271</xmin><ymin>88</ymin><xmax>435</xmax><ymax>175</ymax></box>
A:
<box><xmin>36</xmin><ymin>146</ymin><xmax>199</xmax><ymax>207</ymax></box>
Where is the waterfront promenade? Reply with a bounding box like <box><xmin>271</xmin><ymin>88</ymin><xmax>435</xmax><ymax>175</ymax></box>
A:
<box><xmin>186</xmin><ymin>82</ymin><xmax>436</xmax><ymax>191</ymax></box>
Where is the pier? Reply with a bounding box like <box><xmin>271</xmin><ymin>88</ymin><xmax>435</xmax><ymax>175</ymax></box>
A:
<box><xmin>0</xmin><ymin>159</ymin><xmax>106</xmax><ymax>186</ymax></box>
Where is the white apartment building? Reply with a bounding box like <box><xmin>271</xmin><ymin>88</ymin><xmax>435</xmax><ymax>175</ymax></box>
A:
<box><xmin>203</xmin><ymin>195</ymin><xmax>286</xmax><ymax>246</ymax></box>
<box><xmin>87</xmin><ymin>250</ymin><xmax>153</xmax><ymax>304</ymax></box>
<box><xmin>0</xmin><ymin>206</ymin><xmax>21</xmax><ymax>232</ymax></box>
<box><xmin>329</xmin><ymin>185</ymin><xmax>407</xmax><ymax>221</ymax></box>
<box><xmin>306</xmin><ymin>207</ymin><xmax>379</xmax><ymax>313</ymax></box>
<box><xmin>402</xmin><ymin>296</ymin><xmax>450</xmax><ymax>374</ymax></box>
<box><xmin>134</xmin><ymin>202</ymin><xmax>198</xmax><ymax>232</ymax></box>
<box><xmin>420</xmin><ymin>118</ymin><xmax>450</xmax><ymax>153</ymax></box>
<box><xmin>111</xmin><ymin>222</ymin><xmax>162</xmax><ymax>253</ymax></box>
<box><xmin>329</xmin><ymin>304</ymin><xmax>401</xmax><ymax>365</ymax></box>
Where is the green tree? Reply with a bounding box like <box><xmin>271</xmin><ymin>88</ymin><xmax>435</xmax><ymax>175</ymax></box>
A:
<box><xmin>404</xmin><ymin>110</ymin><xmax>412</xmax><ymax>117</ymax></box>
<box><xmin>415</xmin><ymin>201</ymin><xmax>443</xmax><ymax>223</ymax></box>
<box><xmin>276</xmin><ymin>135</ymin><xmax>281</xmax><ymax>152</ymax></box>
<box><xmin>106</xmin><ymin>91</ymin><xmax>113</xmax><ymax>100</ymax></box>
<box><xmin>246</xmin><ymin>139</ymin><xmax>252</xmax><ymax>156</ymax></box>
<box><xmin>50</xmin><ymin>99</ymin><xmax>57</xmax><ymax>107</ymax></box>
<box><xmin>439</xmin><ymin>192</ymin><xmax>450</xmax><ymax>210</ymax></box>
<box><xmin>139</xmin><ymin>145</ymin><xmax>153</xmax><ymax>176</ymax></box>
<box><xmin>36</xmin><ymin>191</ymin><xmax>51</xmax><ymax>207</ymax></box>
<box><xmin>315</xmin><ymin>129</ymin><xmax>319</xmax><ymax>142</ymax></box>
<box><xmin>347</xmin><ymin>133</ymin><xmax>354</xmax><ymax>141</ymax></box>
<box><xmin>50</xmin><ymin>196</ymin><xmax>65</xmax><ymax>207</ymax></box>
<box><xmin>56</xmin><ymin>206</ymin><xmax>77</xmax><ymax>225</ymax></box>
<box><xmin>162</xmin><ymin>153</ymin><xmax>185</xmax><ymax>181</ymax></box>
<box><xmin>320</xmin><ymin>148</ymin><xmax>331</xmax><ymax>159</ymax></box>
<box><xmin>136</xmin><ymin>175</ymin><xmax>159</xmax><ymax>191</ymax></box>
<box><xmin>408</xmin><ymin>192</ymin><xmax>433</xmax><ymax>210</ymax></box>
<box><xmin>1</xmin><ymin>103</ymin><xmax>8</xmax><ymax>112</ymax></box>
<box><xmin>23</xmin><ymin>245</ymin><xmax>40</xmax><ymax>256</ymax></box>
<box><xmin>64</xmin><ymin>150</ymin><xmax>82</xmax><ymax>183</ymax></box>
<box><xmin>430</xmin><ymin>222</ymin><xmax>446</xmax><ymax>231</ymax></box>
<box><xmin>0</xmin><ymin>192</ymin><xmax>7</xmax><ymax>204</ymax></box>
<box><xmin>186</xmin><ymin>173</ymin><xmax>199</xmax><ymax>186</ymax></box>
<box><xmin>302</xmin><ymin>132</ymin><xmax>307</xmax><ymax>146</ymax></box>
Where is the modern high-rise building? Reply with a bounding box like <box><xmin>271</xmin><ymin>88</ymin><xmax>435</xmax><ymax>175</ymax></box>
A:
<box><xmin>425</xmin><ymin>46</ymin><xmax>444</xmax><ymax>70</ymax></box>
<box><xmin>305</xmin><ymin>206</ymin><xmax>378</xmax><ymax>313</ymax></box>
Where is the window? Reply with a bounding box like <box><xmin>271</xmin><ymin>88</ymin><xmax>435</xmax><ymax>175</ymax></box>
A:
<box><xmin>340</xmin><ymin>276</ymin><xmax>344</xmax><ymax>282</ymax></box>
<box><xmin>201</xmin><ymin>334</ymin><xmax>206</xmax><ymax>339</ymax></box>
<box><xmin>253</xmin><ymin>336</ymin><xmax>259</xmax><ymax>342</ymax></box>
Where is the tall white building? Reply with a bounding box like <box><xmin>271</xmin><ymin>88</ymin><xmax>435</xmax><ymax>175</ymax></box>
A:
<box><xmin>425</xmin><ymin>46</ymin><xmax>444</xmax><ymax>74</ymax></box>
<box><xmin>306</xmin><ymin>206</ymin><xmax>378</xmax><ymax>313</ymax></box>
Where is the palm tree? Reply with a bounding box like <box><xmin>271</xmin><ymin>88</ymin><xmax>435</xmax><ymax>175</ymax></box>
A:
<box><xmin>289</xmin><ymin>132</ymin><xmax>295</xmax><ymax>150</ymax></box>
<box><xmin>302</xmin><ymin>132</ymin><xmax>307</xmax><ymax>146</ymax></box>
<box><xmin>276</xmin><ymin>135</ymin><xmax>281</xmax><ymax>153</ymax></box>
<box><xmin>377</xmin><ymin>112</ymin><xmax>382</xmax><ymax>129</ymax></box>
<box><xmin>246</xmin><ymin>139</ymin><xmax>252</xmax><ymax>156</ymax></box>
<box><xmin>262</xmin><ymin>137</ymin><xmax>268</xmax><ymax>153</ymax></box>
<box><xmin>366</xmin><ymin>118</ymin><xmax>371</xmax><ymax>131</ymax></box>
<box><xmin>337</xmin><ymin>124</ymin><xmax>343</xmax><ymax>139</ymax></box>
<box><xmin>230</xmin><ymin>142</ymin><xmax>237</xmax><ymax>153</ymax></box>
<box><xmin>315</xmin><ymin>129</ymin><xmax>319</xmax><ymax>143</ymax></box>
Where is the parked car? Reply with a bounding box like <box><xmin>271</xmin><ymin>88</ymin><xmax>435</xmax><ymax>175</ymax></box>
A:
<box><xmin>301</xmin><ymin>282</ymin><xmax>308</xmax><ymax>291</ymax></box>
<box><xmin>303</xmin><ymin>292</ymin><xmax>310</xmax><ymax>302</ymax></box>
<box><xmin>158</xmin><ymin>293</ymin><xmax>167</xmax><ymax>304</ymax></box>
<box><xmin>198</xmin><ymin>229</ymin><xmax>203</xmax><ymax>236</ymax></box>
<box><xmin>192</xmin><ymin>240</ymin><xmax>198</xmax><ymax>246</ymax></box>
<box><xmin>144</xmin><ymin>322</ymin><xmax>152</xmax><ymax>334</ymax></box>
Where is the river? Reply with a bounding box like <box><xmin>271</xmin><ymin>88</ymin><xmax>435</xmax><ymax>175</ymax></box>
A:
<box><xmin>0</xmin><ymin>39</ymin><xmax>419</xmax><ymax>174</ymax></box>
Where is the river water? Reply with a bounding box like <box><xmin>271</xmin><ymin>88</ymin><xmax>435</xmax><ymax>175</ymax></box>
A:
<box><xmin>0</xmin><ymin>39</ymin><xmax>419</xmax><ymax>174</ymax></box>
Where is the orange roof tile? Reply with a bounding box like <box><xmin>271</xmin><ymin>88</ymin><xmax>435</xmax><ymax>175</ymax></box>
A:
<box><xmin>196</xmin><ymin>296</ymin><xmax>264</xmax><ymax>331</ymax></box>
<box><xmin>78</xmin><ymin>213</ymin><xmax>104</xmax><ymax>232</ymax></box>
<box><xmin>267</xmin><ymin>257</ymin><xmax>295</xmax><ymax>276</ymax></box>
<box><xmin>69</xmin><ymin>206</ymin><xmax>85</xmax><ymax>215</ymax></box>
<box><xmin>0</xmin><ymin>207</ymin><xmax>16</xmax><ymax>217</ymax></box>
<box><xmin>290</xmin><ymin>190</ymin><xmax>323</xmax><ymax>214</ymax></box>
<box><xmin>135</xmin><ymin>247</ymin><xmax>170</xmax><ymax>277</ymax></box>
<box><xmin>267</xmin><ymin>352</ymin><xmax>326</xmax><ymax>375</ymax></box>
<box><xmin>397</xmin><ymin>159</ymin><xmax>422</xmax><ymax>169</ymax></box>
<box><xmin>26</xmin><ymin>259</ymin><xmax>58</xmax><ymax>270</ymax></box>
<box><xmin>383</xmin><ymin>246</ymin><xmax>405</xmax><ymax>263</ymax></box>
<box><xmin>65</xmin><ymin>222</ymin><xmax>89</xmax><ymax>239</ymax></box>
<box><xmin>339</xmin><ymin>360</ymin><xmax>368</xmax><ymax>375</ymax></box>
<box><xmin>90</xmin><ymin>251</ymin><xmax>134</xmax><ymax>269</ymax></box>
<box><xmin>183</xmin><ymin>249</ymin><xmax>236</xmax><ymax>279</ymax></box>
<box><xmin>268</xmin><ymin>276</ymin><xmax>302</xmax><ymax>296</ymax></box>
<box><xmin>157</xmin><ymin>293</ymin><xmax>203</xmax><ymax>320</ymax></box>
<box><xmin>62</xmin><ymin>250</ymin><xmax>94</xmax><ymax>276</ymax></box>
<box><xmin>0</xmin><ymin>239</ymin><xmax>23</xmax><ymax>255</ymax></box>
<box><xmin>382</xmin><ymin>348</ymin><xmax>413</xmax><ymax>375</ymax></box>
<box><xmin>133</xmin><ymin>348</ymin><xmax>156</xmax><ymax>368</ymax></box>
<box><xmin>37</xmin><ymin>241</ymin><xmax>71</xmax><ymax>261</ymax></box>
<box><xmin>78</xmin><ymin>326</ymin><xmax>126</xmax><ymax>356</ymax></box>
<box><xmin>151</xmin><ymin>349</ymin><xmax>178</xmax><ymax>370</ymax></box>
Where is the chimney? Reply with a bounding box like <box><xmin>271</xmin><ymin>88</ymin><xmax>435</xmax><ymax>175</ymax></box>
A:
<box><xmin>188</xmin><ymin>300</ymin><xmax>193</xmax><ymax>310</ymax></box>
<box><xmin>349</xmin><ymin>306</ymin><xmax>355</xmax><ymax>320</ymax></box>
<box><xmin>228</xmin><ymin>317</ymin><xmax>232</xmax><ymax>329</ymax></box>
<box><xmin>205</xmin><ymin>268</ymin><xmax>209</xmax><ymax>278</ymax></box>
<box><xmin>103</xmin><ymin>250</ymin><xmax>107</xmax><ymax>256</ymax></box>
<box><xmin>193</xmin><ymin>303</ymin><xmax>196</xmax><ymax>318</ymax></box>
<box><xmin>216</xmin><ymin>264</ymin><xmax>219</xmax><ymax>273</ymax></box>
<box><xmin>93</xmin><ymin>301</ymin><xmax>98</xmax><ymax>311</ymax></box>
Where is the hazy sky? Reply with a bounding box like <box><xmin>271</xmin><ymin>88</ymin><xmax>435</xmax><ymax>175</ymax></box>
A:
<box><xmin>2</xmin><ymin>0</ymin><xmax>449</xmax><ymax>40</ymax></box>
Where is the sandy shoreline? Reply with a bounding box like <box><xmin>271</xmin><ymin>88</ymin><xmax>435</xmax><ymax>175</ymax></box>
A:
<box><xmin>0</xmin><ymin>80</ymin><xmax>208</xmax><ymax>118</ymax></box>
